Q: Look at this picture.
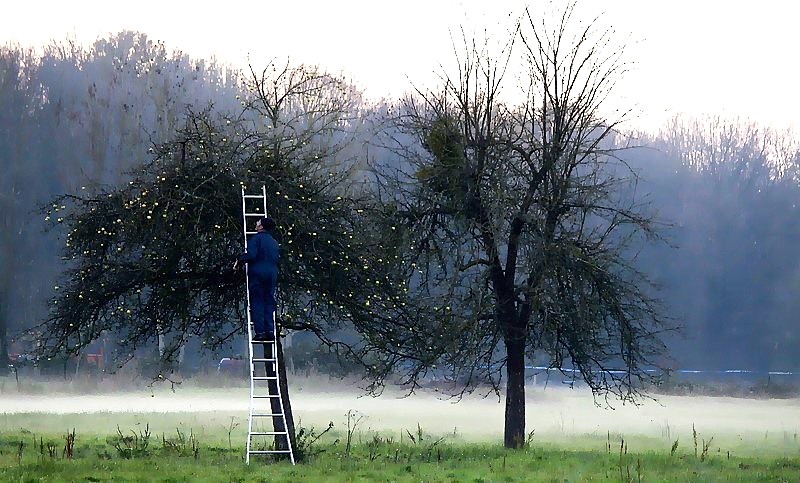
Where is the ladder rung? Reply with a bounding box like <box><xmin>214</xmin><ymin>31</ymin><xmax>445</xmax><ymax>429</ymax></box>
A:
<box><xmin>252</xmin><ymin>376</ymin><xmax>278</xmax><ymax>380</ymax></box>
<box><xmin>249</xmin><ymin>450</ymin><xmax>293</xmax><ymax>454</ymax></box>
<box><xmin>250</xmin><ymin>431</ymin><xmax>289</xmax><ymax>435</ymax></box>
<box><xmin>243</xmin><ymin>195</ymin><xmax>264</xmax><ymax>199</ymax></box>
<box><xmin>252</xmin><ymin>413</ymin><xmax>283</xmax><ymax>417</ymax></box>
<box><xmin>250</xmin><ymin>340</ymin><xmax>275</xmax><ymax>344</ymax></box>
<box><xmin>244</xmin><ymin>212</ymin><xmax>266</xmax><ymax>216</ymax></box>
<box><xmin>253</xmin><ymin>395</ymin><xmax>281</xmax><ymax>398</ymax></box>
<box><xmin>252</xmin><ymin>358</ymin><xmax>277</xmax><ymax>362</ymax></box>
<box><xmin>245</xmin><ymin>230</ymin><xmax>258</xmax><ymax>235</ymax></box>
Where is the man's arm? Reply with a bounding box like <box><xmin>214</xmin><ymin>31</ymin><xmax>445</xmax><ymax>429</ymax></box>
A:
<box><xmin>238</xmin><ymin>235</ymin><xmax>260</xmax><ymax>263</ymax></box>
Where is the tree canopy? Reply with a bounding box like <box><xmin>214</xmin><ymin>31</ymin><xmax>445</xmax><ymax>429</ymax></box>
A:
<box><xmin>39</xmin><ymin>64</ymin><xmax>412</xmax><ymax>377</ymax></box>
<box><xmin>369</xmin><ymin>4</ymin><xmax>672</xmax><ymax>447</ymax></box>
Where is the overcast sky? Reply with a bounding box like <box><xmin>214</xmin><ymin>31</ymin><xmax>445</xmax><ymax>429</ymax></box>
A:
<box><xmin>3</xmin><ymin>0</ymin><xmax>797</xmax><ymax>132</ymax></box>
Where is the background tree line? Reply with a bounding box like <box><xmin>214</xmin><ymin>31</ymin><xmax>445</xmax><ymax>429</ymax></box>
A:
<box><xmin>1</xmin><ymin>27</ymin><xmax>798</xmax><ymax>384</ymax></box>
<box><xmin>0</xmin><ymin>32</ymin><xmax>243</xmax><ymax>372</ymax></box>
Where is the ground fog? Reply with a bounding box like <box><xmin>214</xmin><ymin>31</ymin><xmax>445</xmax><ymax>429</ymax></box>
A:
<box><xmin>2</xmin><ymin>378</ymin><xmax>797</xmax><ymax>455</ymax></box>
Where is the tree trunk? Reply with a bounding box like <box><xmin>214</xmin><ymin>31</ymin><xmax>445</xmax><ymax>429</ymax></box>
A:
<box><xmin>264</xmin><ymin>337</ymin><xmax>296</xmax><ymax>456</ymax></box>
<box><xmin>504</xmin><ymin>332</ymin><xmax>526</xmax><ymax>448</ymax></box>
<box><xmin>0</xmin><ymin>296</ymin><xmax>8</xmax><ymax>377</ymax></box>
<box><xmin>0</xmin><ymin>219</ymin><xmax>12</xmax><ymax>377</ymax></box>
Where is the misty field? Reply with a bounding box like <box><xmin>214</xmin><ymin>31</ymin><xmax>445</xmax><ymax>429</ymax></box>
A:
<box><xmin>1</xmin><ymin>379</ymin><xmax>799</xmax><ymax>481</ymax></box>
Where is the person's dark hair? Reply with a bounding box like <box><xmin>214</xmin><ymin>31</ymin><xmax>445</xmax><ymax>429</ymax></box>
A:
<box><xmin>259</xmin><ymin>217</ymin><xmax>276</xmax><ymax>231</ymax></box>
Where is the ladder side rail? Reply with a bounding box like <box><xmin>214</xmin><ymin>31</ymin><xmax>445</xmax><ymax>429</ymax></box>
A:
<box><xmin>263</xmin><ymin>188</ymin><xmax>280</xmax><ymax>460</ymax></box>
<box><xmin>264</xmin><ymin>184</ymin><xmax>296</xmax><ymax>464</ymax></box>
<box><xmin>242</xmin><ymin>187</ymin><xmax>256</xmax><ymax>464</ymax></box>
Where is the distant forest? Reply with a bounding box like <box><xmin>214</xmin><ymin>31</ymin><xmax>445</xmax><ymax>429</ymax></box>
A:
<box><xmin>1</xmin><ymin>31</ymin><xmax>798</xmax><ymax>372</ymax></box>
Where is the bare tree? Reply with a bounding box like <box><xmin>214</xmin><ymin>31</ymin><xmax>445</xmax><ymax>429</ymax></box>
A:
<box><xmin>371</xmin><ymin>3</ymin><xmax>671</xmax><ymax>448</ymax></box>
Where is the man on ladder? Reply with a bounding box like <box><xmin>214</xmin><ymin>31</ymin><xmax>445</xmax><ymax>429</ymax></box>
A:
<box><xmin>237</xmin><ymin>189</ymin><xmax>295</xmax><ymax>465</ymax></box>
<box><xmin>234</xmin><ymin>216</ymin><xmax>279</xmax><ymax>342</ymax></box>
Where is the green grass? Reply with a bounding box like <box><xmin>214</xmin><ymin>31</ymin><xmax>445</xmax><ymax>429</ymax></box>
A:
<box><xmin>1</xmin><ymin>416</ymin><xmax>799</xmax><ymax>482</ymax></box>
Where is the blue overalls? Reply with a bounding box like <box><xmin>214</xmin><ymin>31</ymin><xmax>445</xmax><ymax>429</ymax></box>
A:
<box><xmin>238</xmin><ymin>231</ymin><xmax>279</xmax><ymax>335</ymax></box>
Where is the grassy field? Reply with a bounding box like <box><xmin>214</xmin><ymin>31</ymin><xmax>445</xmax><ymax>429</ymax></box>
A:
<box><xmin>1</xmin><ymin>381</ymin><xmax>799</xmax><ymax>481</ymax></box>
<box><xmin>0</xmin><ymin>412</ymin><xmax>799</xmax><ymax>481</ymax></box>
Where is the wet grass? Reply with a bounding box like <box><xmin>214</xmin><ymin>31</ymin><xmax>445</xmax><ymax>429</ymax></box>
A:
<box><xmin>0</xmin><ymin>418</ymin><xmax>798</xmax><ymax>482</ymax></box>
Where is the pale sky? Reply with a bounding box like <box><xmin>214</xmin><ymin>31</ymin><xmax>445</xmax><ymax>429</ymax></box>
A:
<box><xmin>3</xmin><ymin>0</ymin><xmax>797</xmax><ymax>133</ymax></box>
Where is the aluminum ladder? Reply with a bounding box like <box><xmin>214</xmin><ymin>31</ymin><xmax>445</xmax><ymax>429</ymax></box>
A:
<box><xmin>240</xmin><ymin>185</ymin><xmax>295</xmax><ymax>465</ymax></box>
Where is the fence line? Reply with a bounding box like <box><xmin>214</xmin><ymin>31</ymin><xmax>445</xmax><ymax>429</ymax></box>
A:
<box><xmin>525</xmin><ymin>366</ymin><xmax>798</xmax><ymax>376</ymax></box>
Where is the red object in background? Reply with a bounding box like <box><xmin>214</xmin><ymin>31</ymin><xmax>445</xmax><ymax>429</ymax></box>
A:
<box><xmin>84</xmin><ymin>353</ymin><xmax>104</xmax><ymax>367</ymax></box>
